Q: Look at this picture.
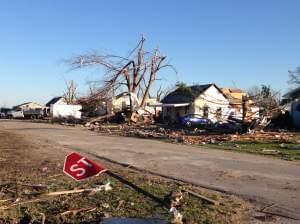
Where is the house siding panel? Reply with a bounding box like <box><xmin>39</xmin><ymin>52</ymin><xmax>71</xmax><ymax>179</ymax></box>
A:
<box><xmin>194</xmin><ymin>86</ymin><xmax>230</xmax><ymax>122</ymax></box>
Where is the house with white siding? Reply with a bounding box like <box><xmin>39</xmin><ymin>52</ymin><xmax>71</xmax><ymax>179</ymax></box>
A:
<box><xmin>161</xmin><ymin>84</ymin><xmax>231</xmax><ymax>123</ymax></box>
<box><xmin>45</xmin><ymin>96</ymin><xmax>82</xmax><ymax>119</ymax></box>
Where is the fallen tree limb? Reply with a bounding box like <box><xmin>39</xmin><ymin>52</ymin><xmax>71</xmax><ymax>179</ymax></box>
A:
<box><xmin>0</xmin><ymin>199</ymin><xmax>14</xmax><ymax>203</ymax></box>
<box><xmin>182</xmin><ymin>189</ymin><xmax>220</xmax><ymax>206</ymax></box>
<box><xmin>0</xmin><ymin>183</ymin><xmax>112</xmax><ymax>210</ymax></box>
<box><xmin>39</xmin><ymin>212</ymin><xmax>46</xmax><ymax>224</ymax></box>
<box><xmin>48</xmin><ymin>174</ymin><xmax>63</xmax><ymax>179</ymax></box>
<box><xmin>0</xmin><ymin>182</ymin><xmax>13</xmax><ymax>187</ymax></box>
<box><xmin>88</xmin><ymin>114</ymin><xmax>115</xmax><ymax>124</ymax></box>
<box><xmin>46</xmin><ymin>183</ymin><xmax>111</xmax><ymax>196</ymax></box>
<box><xmin>17</xmin><ymin>183</ymin><xmax>48</xmax><ymax>189</ymax></box>
<box><xmin>1</xmin><ymin>182</ymin><xmax>48</xmax><ymax>189</ymax></box>
<box><xmin>0</xmin><ymin>198</ymin><xmax>45</xmax><ymax>210</ymax></box>
<box><xmin>60</xmin><ymin>207</ymin><xmax>97</xmax><ymax>216</ymax></box>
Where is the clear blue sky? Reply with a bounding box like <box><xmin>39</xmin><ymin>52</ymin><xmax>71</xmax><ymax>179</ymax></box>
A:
<box><xmin>0</xmin><ymin>0</ymin><xmax>299</xmax><ymax>107</ymax></box>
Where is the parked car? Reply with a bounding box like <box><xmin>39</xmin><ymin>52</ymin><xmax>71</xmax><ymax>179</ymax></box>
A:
<box><xmin>180</xmin><ymin>114</ymin><xmax>213</xmax><ymax>128</ymax></box>
<box><xmin>0</xmin><ymin>108</ymin><xmax>11</xmax><ymax>118</ymax></box>
<box><xmin>0</xmin><ymin>112</ymin><xmax>5</xmax><ymax>118</ymax></box>
<box><xmin>212</xmin><ymin>121</ymin><xmax>243</xmax><ymax>133</ymax></box>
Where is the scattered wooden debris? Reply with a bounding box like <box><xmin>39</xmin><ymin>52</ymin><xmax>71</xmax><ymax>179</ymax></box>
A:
<box><xmin>169</xmin><ymin>190</ymin><xmax>184</xmax><ymax>207</ymax></box>
<box><xmin>89</xmin><ymin>123</ymin><xmax>294</xmax><ymax>145</ymax></box>
<box><xmin>0</xmin><ymin>198</ymin><xmax>45</xmax><ymax>210</ymax></box>
<box><xmin>0</xmin><ymin>183</ymin><xmax>112</xmax><ymax>210</ymax></box>
<box><xmin>86</xmin><ymin>114</ymin><xmax>116</xmax><ymax>125</ymax></box>
<box><xmin>0</xmin><ymin>199</ymin><xmax>14</xmax><ymax>203</ymax></box>
<box><xmin>167</xmin><ymin>190</ymin><xmax>184</xmax><ymax>224</ymax></box>
<box><xmin>169</xmin><ymin>207</ymin><xmax>183</xmax><ymax>224</ymax></box>
<box><xmin>60</xmin><ymin>207</ymin><xmax>97</xmax><ymax>216</ymax></box>
<box><xmin>182</xmin><ymin>189</ymin><xmax>220</xmax><ymax>206</ymax></box>
<box><xmin>46</xmin><ymin>183</ymin><xmax>112</xmax><ymax>196</ymax></box>
<box><xmin>39</xmin><ymin>212</ymin><xmax>46</xmax><ymax>224</ymax></box>
<box><xmin>262</xmin><ymin>149</ymin><xmax>280</xmax><ymax>154</ymax></box>
<box><xmin>18</xmin><ymin>183</ymin><xmax>48</xmax><ymax>189</ymax></box>
<box><xmin>0</xmin><ymin>182</ymin><xmax>13</xmax><ymax>187</ymax></box>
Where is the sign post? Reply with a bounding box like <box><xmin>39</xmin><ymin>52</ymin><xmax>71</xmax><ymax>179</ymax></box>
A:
<box><xmin>63</xmin><ymin>152</ymin><xmax>167</xmax><ymax>207</ymax></box>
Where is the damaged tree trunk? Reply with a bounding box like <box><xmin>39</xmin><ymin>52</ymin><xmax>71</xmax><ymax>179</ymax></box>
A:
<box><xmin>242</xmin><ymin>96</ymin><xmax>248</xmax><ymax>123</ymax></box>
<box><xmin>67</xmin><ymin>36</ymin><xmax>175</xmax><ymax>119</ymax></box>
<box><xmin>242</xmin><ymin>96</ymin><xmax>250</xmax><ymax>132</ymax></box>
<box><xmin>140</xmin><ymin>51</ymin><xmax>167</xmax><ymax>108</ymax></box>
<box><xmin>63</xmin><ymin>80</ymin><xmax>78</xmax><ymax>104</ymax></box>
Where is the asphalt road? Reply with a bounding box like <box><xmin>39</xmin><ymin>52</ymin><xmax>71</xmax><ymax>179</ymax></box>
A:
<box><xmin>1</xmin><ymin>120</ymin><xmax>300</xmax><ymax>221</ymax></box>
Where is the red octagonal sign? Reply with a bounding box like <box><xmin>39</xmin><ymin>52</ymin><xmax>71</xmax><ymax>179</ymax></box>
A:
<box><xmin>63</xmin><ymin>152</ymin><xmax>107</xmax><ymax>181</ymax></box>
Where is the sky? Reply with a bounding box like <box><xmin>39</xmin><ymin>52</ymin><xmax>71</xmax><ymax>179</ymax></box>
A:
<box><xmin>0</xmin><ymin>0</ymin><xmax>300</xmax><ymax>107</ymax></box>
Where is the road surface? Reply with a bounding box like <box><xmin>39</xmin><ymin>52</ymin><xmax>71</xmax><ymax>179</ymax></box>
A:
<box><xmin>1</xmin><ymin>120</ymin><xmax>300</xmax><ymax>221</ymax></box>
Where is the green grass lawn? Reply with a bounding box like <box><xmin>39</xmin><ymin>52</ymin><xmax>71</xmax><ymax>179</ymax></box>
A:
<box><xmin>205</xmin><ymin>141</ymin><xmax>300</xmax><ymax>160</ymax></box>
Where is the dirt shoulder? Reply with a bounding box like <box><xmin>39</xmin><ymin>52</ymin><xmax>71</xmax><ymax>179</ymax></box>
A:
<box><xmin>0</xmin><ymin>128</ymin><xmax>253</xmax><ymax>223</ymax></box>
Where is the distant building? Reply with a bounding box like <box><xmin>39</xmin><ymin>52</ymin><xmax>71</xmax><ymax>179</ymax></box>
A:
<box><xmin>13</xmin><ymin>102</ymin><xmax>45</xmax><ymax>111</ymax></box>
<box><xmin>46</xmin><ymin>96</ymin><xmax>81</xmax><ymax>119</ymax></box>
<box><xmin>45</xmin><ymin>97</ymin><xmax>67</xmax><ymax>107</ymax></box>
<box><xmin>45</xmin><ymin>97</ymin><xmax>67</xmax><ymax>115</ymax></box>
<box><xmin>111</xmin><ymin>92</ymin><xmax>161</xmax><ymax>115</ymax></box>
<box><xmin>281</xmin><ymin>88</ymin><xmax>300</xmax><ymax>128</ymax></box>
<box><xmin>13</xmin><ymin>102</ymin><xmax>46</xmax><ymax>119</ymax></box>
<box><xmin>112</xmin><ymin>92</ymin><xmax>139</xmax><ymax>113</ymax></box>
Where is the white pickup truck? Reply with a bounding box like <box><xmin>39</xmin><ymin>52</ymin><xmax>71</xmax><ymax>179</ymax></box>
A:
<box><xmin>7</xmin><ymin>110</ymin><xmax>25</xmax><ymax>119</ymax></box>
<box><xmin>23</xmin><ymin>109</ymin><xmax>44</xmax><ymax>119</ymax></box>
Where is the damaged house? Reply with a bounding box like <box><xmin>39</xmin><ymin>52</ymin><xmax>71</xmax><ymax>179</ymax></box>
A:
<box><xmin>111</xmin><ymin>92</ymin><xmax>139</xmax><ymax>113</ymax></box>
<box><xmin>221</xmin><ymin>88</ymin><xmax>259</xmax><ymax>122</ymax></box>
<box><xmin>280</xmin><ymin>87</ymin><xmax>300</xmax><ymax>128</ymax></box>
<box><xmin>111</xmin><ymin>92</ymin><xmax>161</xmax><ymax>115</ymax></box>
<box><xmin>46</xmin><ymin>96</ymin><xmax>66</xmax><ymax>108</ymax></box>
<box><xmin>161</xmin><ymin>84</ymin><xmax>231</xmax><ymax>123</ymax></box>
<box><xmin>78</xmin><ymin>92</ymin><xmax>161</xmax><ymax>119</ymax></box>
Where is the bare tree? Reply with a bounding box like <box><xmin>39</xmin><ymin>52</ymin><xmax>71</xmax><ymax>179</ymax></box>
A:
<box><xmin>87</xmin><ymin>82</ymin><xmax>98</xmax><ymax>96</ymax></box>
<box><xmin>140</xmin><ymin>49</ymin><xmax>167</xmax><ymax>107</ymax></box>
<box><xmin>63</xmin><ymin>80</ymin><xmax>78</xmax><ymax>104</ymax></box>
<box><xmin>288</xmin><ymin>67</ymin><xmax>300</xmax><ymax>86</ymax></box>
<box><xmin>67</xmin><ymin>35</ymin><xmax>175</xmax><ymax>115</ymax></box>
<box><xmin>155</xmin><ymin>85</ymin><xmax>164</xmax><ymax>102</ymax></box>
<box><xmin>248</xmin><ymin>85</ymin><xmax>279</xmax><ymax>116</ymax></box>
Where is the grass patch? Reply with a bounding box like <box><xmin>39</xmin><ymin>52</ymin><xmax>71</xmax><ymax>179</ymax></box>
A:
<box><xmin>205</xmin><ymin>141</ymin><xmax>300</xmax><ymax>160</ymax></box>
<box><xmin>0</xmin><ymin>167</ymin><xmax>250</xmax><ymax>223</ymax></box>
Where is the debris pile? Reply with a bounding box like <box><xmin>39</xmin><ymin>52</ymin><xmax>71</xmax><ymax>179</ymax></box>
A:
<box><xmin>0</xmin><ymin>182</ymin><xmax>113</xmax><ymax>210</ymax></box>
<box><xmin>87</xmin><ymin>123</ymin><xmax>295</xmax><ymax>145</ymax></box>
<box><xmin>178</xmin><ymin>132</ymin><xmax>294</xmax><ymax>145</ymax></box>
<box><xmin>168</xmin><ymin>190</ymin><xmax>184</xmax><ymax>224</ymax></box>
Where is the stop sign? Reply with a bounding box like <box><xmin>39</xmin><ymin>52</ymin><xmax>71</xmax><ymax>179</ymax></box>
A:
<box><xmin>63</xmin><ymin>152</ymin><xmax>106</xmax><ymax>181</ymax></box>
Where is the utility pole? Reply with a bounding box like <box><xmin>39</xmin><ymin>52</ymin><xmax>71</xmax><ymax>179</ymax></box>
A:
<box><xmin>242</xmin><ymin>96</ymin><xmax>249</xmax><ymax>132</ymax></box>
